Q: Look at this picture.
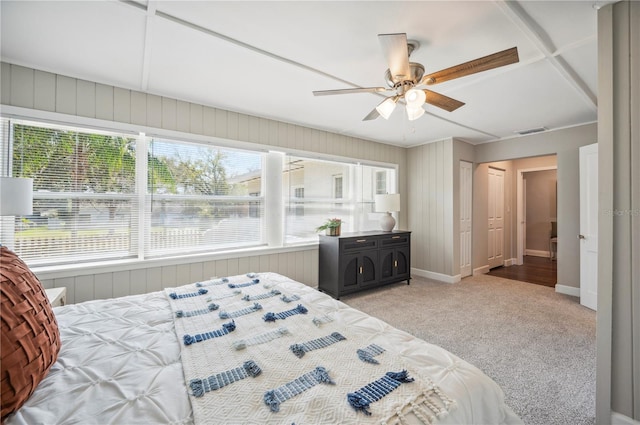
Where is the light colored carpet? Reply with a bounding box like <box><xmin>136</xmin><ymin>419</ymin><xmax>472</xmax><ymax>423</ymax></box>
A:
<box><xmin>340</xmin><ymin>274</ymin><xmax>596</xmax><ymax>425</ymax></box>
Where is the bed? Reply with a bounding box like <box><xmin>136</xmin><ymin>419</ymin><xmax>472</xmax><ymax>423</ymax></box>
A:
<box><xmin>2</xmin><ymin>253</ymin><xmax>522</xmax><ymax>424</ymax></box>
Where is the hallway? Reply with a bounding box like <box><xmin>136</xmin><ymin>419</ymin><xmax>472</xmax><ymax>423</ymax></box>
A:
<box><xmin>486</xmin><ymin>255</ymin><xmax>557</xmax><ymax>287</ymax></box>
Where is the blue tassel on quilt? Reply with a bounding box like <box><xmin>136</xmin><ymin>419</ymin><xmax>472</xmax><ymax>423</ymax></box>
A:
<box><xmin>169</xmin><ymin>288</ymin><xmax>208</xmax><ymax>299</ymax></box>
<box><xmin>189</xmin><ymin>360</ymin><xmax>262</xmax><ymax>397</ymax></box>
<box><xmin>176</xmin><ymin>303</ymin><xmax>219</xmax><ymax>318</ymax></box>
<box><xmin>357</xmin><ymin>344</ymin><xmax>386</xmax><ymax>364</ymax></box>
<box><xmin>183</xmin><ymin>320</ymin><xmax>236</xmax><ymax>346</ymax></box>
<box><xmin>219</xmin><ymin>302</ymin><xmax>262</xmax><ymax>319</ymax></box>
<box><xmin>347</xmin><ymin>370</ymin><xmax>414</xmax><ymax>415</ymax></box>
<box><xmin>242</xmin><ymin>289</ymin><xmax>281</xmax><ymax>301</ymax></box>
<box><xmin>280</xmin><ymin>294</ymin><xmax>300</xmax><ymax>303</ymax></box>
<box><xmin>263</xmin><ymin>304</ymin><xmax>308</xmax><ymax>322</ymax></box>
<box><xmin>289</xmin><ymin>332</ymin><xmax>346</xmax><ymax>358</ymax></box>
<box><xmin>228</xmin><ymin>278</ymin><xmax>260</xmax><ymax>289</ymax></box>
<box><xmin>264</xmin><ymin>366</ymin><xmax>335</xmax><ymax>412</ymax></box>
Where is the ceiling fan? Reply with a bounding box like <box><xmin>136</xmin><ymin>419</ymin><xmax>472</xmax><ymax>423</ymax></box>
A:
<box><xmin>313</xmin><ymin>33</ymin><xmax>519</xmax><ymax>121</ymax></box>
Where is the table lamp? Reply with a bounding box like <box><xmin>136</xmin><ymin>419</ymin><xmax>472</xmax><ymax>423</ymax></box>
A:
<box><xmin>374</xmin><ymin>193</ymin><xmax>400</xmax><ymax>232</ymax></box>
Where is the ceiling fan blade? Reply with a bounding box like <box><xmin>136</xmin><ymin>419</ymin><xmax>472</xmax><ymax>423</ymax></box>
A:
<box><xmin>422</xmin><ymin>47</ymin><xmax>519</xmax><ymax>85</ymax></box>
<box><xmin>313</xmin><ymin>87</ymin><xmax>388</xmax><ymax>96</ymax></box>
<box><xmin>363</xmin><ymin>108</ymin><xmax>380</xmax><ymax>121</ymax></box>
<box><xmin>423</xmin><ymin>89</ymin><xmax>465</xmax><ymax>112</ymax></box>
<box><xmin>378</xmin><ymin>33</ymin><xmax>411</xmax><ymax>84</ymax></box>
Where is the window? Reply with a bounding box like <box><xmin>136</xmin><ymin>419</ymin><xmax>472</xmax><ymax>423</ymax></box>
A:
<box><xmin>376</xmin><ymin>171</ymin><xmax>387</xmax><ymax>194</ymax></box>
<box><xmin>2</xmin><ymin>119</ymin><xmax>265</xmax><ymax>266</ymax></box>
<box><xmin>283</xmin><ymin>155</ymin><xmax>396</xmax><ymax>244</ymax></box>
<box><xmin>147</xmin><ymin>138</ymin><xmax>264</xmax><ymax>257</ymax></box>
<box><xmin>6</xmin><ymin>120</ymin><xmax>138</xmax><ymax>265</ymax></box>
<box><xmin>1</xmin><ymin>117</ymin><xmax>397</xmax><ymax>266</ymax></box>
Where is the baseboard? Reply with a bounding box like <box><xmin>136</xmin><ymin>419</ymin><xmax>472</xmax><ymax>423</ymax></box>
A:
<box><xmin>525</xmin><ymin>249</ymin><xmax>550</xmax><ymax>258</ymax></box>
<box><xmin>473</xmin><ymin>265</ymin><xmax>490</xmax><ymax>276</ymax></box>
<box><xmin>503</xmin><ymin>258</ymin><xmax>517</xmax><ymax>267</ymax></box>
<box><xmin>411</xmin><ymin>268</ymin><xmax>460</xmax><ymax>284</ymax></box>
<box><xmin>612</xmin><ymin>412</ymin><xmax>640</xmax><ymax>425</ymax></box>
<box><xmin>555</xmin><ymin>284</ymin><xmax>580</xmax><ymax>297</ymax></box>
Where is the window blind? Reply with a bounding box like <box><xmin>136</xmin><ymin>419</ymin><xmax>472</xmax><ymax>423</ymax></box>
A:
<box><xmin>9</xmin><ymin>120</ymin><xmax>138</xmax><ymax>265</ymax></box>
<box><xmin>146</xmin><ymin>138</ymin><xmax>265</xmax><ymax>257</ymax></box>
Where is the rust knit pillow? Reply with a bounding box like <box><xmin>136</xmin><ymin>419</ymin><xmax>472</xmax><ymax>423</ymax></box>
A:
<box><xmin>1</xmin><ymin>246</ymin><xmax>61</xmax><ymax>422</ymax></box>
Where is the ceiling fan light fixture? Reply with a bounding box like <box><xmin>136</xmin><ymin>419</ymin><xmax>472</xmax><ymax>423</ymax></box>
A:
<box><xmin>406</xmin><ymin>105</ymin><xmax>425</xmax><ymax>121</ymax></box>
<box><xmin>404</xmin><ymin>88</ymin><xmax>426</xmax><ymax>108</ymax></box>
<box><xmin>376</xmin><ymin>97</ymin><xmax>398</xmax><ymax>120</ymax></box>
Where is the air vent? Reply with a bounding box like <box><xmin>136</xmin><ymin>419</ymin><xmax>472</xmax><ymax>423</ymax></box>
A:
<box><xmin>514</xmin><ymin>127</ymin><xmax>547</xmax><ymax>136</ymax></box>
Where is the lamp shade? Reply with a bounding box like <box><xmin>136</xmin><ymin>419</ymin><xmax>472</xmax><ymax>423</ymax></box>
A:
<box><xmin>375</xmin><ymin>193</ymin><xmax>400</xmax><ymax>213</ymax></box>
<box><xmin>0</xmin><ymin>177</ymin><xmax>33</xmax><ymax>216</ymax></box>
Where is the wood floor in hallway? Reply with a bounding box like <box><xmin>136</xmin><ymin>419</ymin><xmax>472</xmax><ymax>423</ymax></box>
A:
<box><xmin>486</xmin><ymin>255</ymin><xmax>557</xmax><ymax>287</ymax></box>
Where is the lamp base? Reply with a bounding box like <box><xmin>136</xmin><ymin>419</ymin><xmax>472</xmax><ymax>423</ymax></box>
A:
<box><xmin>379</xmin><ymin>212</ymin><xmax>396</xmax><ymax>232</ymax></box>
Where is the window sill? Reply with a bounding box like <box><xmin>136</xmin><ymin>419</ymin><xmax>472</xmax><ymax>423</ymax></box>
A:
<box><xmin>31</xmin><ymin>242</ymin><xmax>319</xmax><ymax>280</ymax></box>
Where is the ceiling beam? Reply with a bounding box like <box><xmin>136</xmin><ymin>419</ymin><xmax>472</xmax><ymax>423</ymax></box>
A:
<box><xmin>495</xmin><ymin>0</ymin><xmax>597</xmax><ymax>110</ymax></box>
<box><xmin>140</xmin><ymin>1</ymin><xmax>157</xmax><ymax>91</ymax></box>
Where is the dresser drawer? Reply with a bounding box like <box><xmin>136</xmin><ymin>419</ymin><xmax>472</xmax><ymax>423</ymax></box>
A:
<box><xmin>341</xmin><ymin>237</ymin><xmax>378</xmax><ymax>252</ymax></box>
<box><xmin>379</xmin><ymin>234</ymin><xmax>410</xmax><ymax>247</ymax></box>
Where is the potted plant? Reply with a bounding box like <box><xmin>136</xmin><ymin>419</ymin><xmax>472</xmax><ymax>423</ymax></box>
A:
<box><xmin>316</xmin><ymin>218</ymin><xmax>342</xmax><ymax>236</ymax></box>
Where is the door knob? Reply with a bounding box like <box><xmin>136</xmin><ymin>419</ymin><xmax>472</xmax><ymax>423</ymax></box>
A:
<box><xmin>578</xmin><ymin>234</ymin><xmax>586</xmax><ymax>239</ymax></box>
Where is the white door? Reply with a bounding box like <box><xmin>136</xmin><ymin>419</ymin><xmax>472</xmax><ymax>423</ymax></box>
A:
<box><xmin>460</xmin><ymin>161</ymin><xmax>472</xmax><ymax>278</ymax></box>
<box><xmin>580</xmin><ymin>143</ymin><xmax>598</xmax><ymax>310</ymax></box>
<box><xmin>488</xmin><ymin>167</ymin><xmax>505</xmax><ymax>269</ymax></box>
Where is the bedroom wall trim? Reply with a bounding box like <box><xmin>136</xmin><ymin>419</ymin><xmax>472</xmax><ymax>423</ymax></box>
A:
<box><xmin>612</xmin><ymin>411</ymin><xmax>640</xmax><ymax>425</ymax></box>
<box><xmin>555</xmin><ymin>284</ymin><xmax>579</xmax><ymax>298</ymax></box>
<box><xmin>411</xmin><ymin>267</ymin><xmax>461</xmax><ymax>284</ymax></box>
<box><xmin>473</xmin><ymin>265</ymin><xmax>490</xmax><ymax>276</ymax></box>
<box><xmin>525</xmin><ymin>249</ymin><xmax>551</xmax><ymax>258</ymax></box>
<box><xmin>504</xmin><ymin>258</ymin><xmax>517</xmax><ymax>267</ymax></box>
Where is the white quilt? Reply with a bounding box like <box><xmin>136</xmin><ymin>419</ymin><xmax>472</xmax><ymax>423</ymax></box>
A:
<box><xmin>7</xmin><ymin>272</ymin><xmax>522</xmax><ymax>425</ymax></box>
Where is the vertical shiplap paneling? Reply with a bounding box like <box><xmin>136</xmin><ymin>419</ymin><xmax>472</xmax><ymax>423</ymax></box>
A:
<box><xmin>443</xmin><ymin>142</ymin><xmax>454</xmax><ymax>275</ymax></box>
<box><xmin>237</xmin><ymin>113</ymin><xmax>249</xmax><ymax>142</ymax></box>
<box><xmin>428</xmin><ymin>143</ymin><xmax>438</xmax><ymax>271</ymax></box>
<box><xmin>237</xmin><ymin>256</ymin><xmax>249</xmax><ymax>275</ymax></box>
<box><xmin>130</xmin><ymin>91</ymin><xmax>147</xmax><ymax>126</ymax></box>
<box><xmin>1</xmin><ymin>62</ymin><xmax>11</xmax><ymax>105</ymax></box>
<box><xmin>258</xmin><ymin>118</ymin><xmax>270</xmax><ymax>145</ymax></box>
<box><xmin>204</xmin><ymin>106</ymin><xmax>219</xmax><ymax>136</ymax></box>
<box><xmin>10</xmin><ymin>65</ymin><xmax>34</xmax><ymax>109</ymax></box>
<box><xmin>247</xmin><ymin>115</ymin><xmax>260</xmax><ymax>144</ymax></box>
<box><xmin>215</xmin><ymin>108</ymin><xmax>227</xmax><ymax>139</ymax></box>
<box><xmin>227</xmin><ymin>111</ymin><xmax>239</xmax><ymax>141</ymax></box>
<box><xmin>278</xmin><ymin>253</ymin><xmax>288</xmax><ymax>276</ymax></box>
<box><xmin>39</xmin><ymin>278</ymin><xmax>54</xmax><ymax>290</ymax></box>
<box><xmin>112</xmin><ymin>270</ymin><xmax>131</xmax><ymax>298</ymax></box>
<box><xmin>54</xmin><ymin>277</ymin><xmax>75</xmax><ymax>304</ymax></box>
<box><xmin>161</xmin><ymin>265</ymin><xmax>177</xmax><ymax>289</ymax></box>
<box><xmin>113</xmin><ymin>87</ymin><xmax>131</xmax><ymax>124</ymax></box>
<box><xmin>175</xmin><ymin>263</ymin><xmax>192</xmax><ymax>286</ymax></box>
<box><xmin>295</xmin><ymin>251</ymin><xmax>304</xmax><ymax>283</ymax></box>
<box><xmin>202</xmin><ymin>260</ymin><xmax>216</xmax><ymax>280</ymax></box>
<box><xmin>189</xmin><ymin>262</ymin><xmax>204</xmax><ymax>283</ymax></box>
<box><xmin>130</xmin><ymin>268</ymin><xmax>147</xmax><ymax>295</ymax></box>
<box><xmin>249</xmin><ymin>255</ymin><xmax>260</xmax><ymax>274</ymax></box>
<box><xmin>176</xmin><ymin>100</ymin><xmax>190</xmax><ymax>133</ymax></box>
<box><xmin>294</xmin><ymin>125</ymin><xmax>304</xmax><ymax>151</ymax></box>
<box><xmin>310</xmin><ymin>249</ymin><xmax>319</xmax><ymax>286</ymax></box>
<box><xmin>74</xmin><ymin>275</ymin><xmax>94</xmax><ymax>303</ymax></box>
<box><xmin>269</xmin><ymin>254</ymin><xmax>279</xmax><ymax>273</ymax></box>
<box><xmin>162</xmin><ymin>97</ymin><xmax>177</xmax><ymax>131</ymax></box>
<box><xmin>226</xmin><ymin>257</ymin><xmax>239</xmax><ymax>276</ymax></box>
<box><xmin>215</xmin><ymin>259</ymin><xmax>228</xmax><ymax>278</ymax></box>
<box><xmin>277</xmin><ymin>121</ymin><xmax>288</xmax><ymax>149</ymax></box>
<box><xmin>268</xmin><ymin>119</ymin><xmax>279</xmax><ymax>147</ymax></box>
<box><xmin>190</xmin><ymin>103</ymin><xmax>203</xmax><ymax>135</ymax></box>
<box><xmin>76</xmin><ymin>79</ymin><xmax>96</xmax><ymax>118</ymax></box>
<box><xmin>95</xmin><ymin>84</ymin><xmax>114</xmax><ymax>121</ymax></box>
<box><xmin>146</xmin><ymin>94</ymin><xmax>162</xmax><ymax>129</ymax></box>
<box><xmin>302</xmin><ymin>250</ymin><xmax>313</xmax><ymax>285</ymax></box>
<box><xmin>93</xmin><ymin>272</ymin><xmax>113</xmax><ymax>300</ymax></box>
<box><xmin>302</xmin><ymin>127</ymin><xmax>313</xmax><ymax>152</ymax></box>
<box><xmin>435</xmin><ymin>141</ymin><xmax>444</xmax><ymax>272</ymax></box>
<box><xmin>34</xmin><ymin>70</ymin><xmax>55</xmax><ymax>112</ymax></box>
<box><xmin>259</xmin><ymin>255</ymin><xmax>270</xmax><ymax>273</ymax></box>
<box><xmin>146</xmin><ymin>266</ymin><xmax>163</xmax><ymax>293</ymax></box>
<box><xmin>56</xmin><ymin>75</ymin><xmax>77</xmax><ymax>115</ymax></box>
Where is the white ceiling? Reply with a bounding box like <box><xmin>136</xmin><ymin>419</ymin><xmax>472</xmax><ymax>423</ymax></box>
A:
<box><xmin>0</xmin><ymin>1</ymin><xmax>601</xmax><ymax>147</ymax></box>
